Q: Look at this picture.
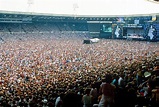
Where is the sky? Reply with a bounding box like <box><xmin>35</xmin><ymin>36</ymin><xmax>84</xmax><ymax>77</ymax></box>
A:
<box><xmin>0</xmin><ymin>0</ymin><xmax>159</xmax><ymax>16</ymax></box>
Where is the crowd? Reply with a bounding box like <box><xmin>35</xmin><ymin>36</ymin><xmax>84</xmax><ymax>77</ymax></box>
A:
<box><xmin>0</xmin><ymin>32</ymin><xmax>159</xmax><ymax>107</ymax></box>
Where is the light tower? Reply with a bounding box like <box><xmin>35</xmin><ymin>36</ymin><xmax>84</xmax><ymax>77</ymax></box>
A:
<box><xmin>27</xmin><ymin>0</ymin><xmax>34</xmax><ymax>13</ymax></box>
<box><xmin>73</xmin><ymin>1</ymin><xmax>79</xmax><ymax>18</ymax></box>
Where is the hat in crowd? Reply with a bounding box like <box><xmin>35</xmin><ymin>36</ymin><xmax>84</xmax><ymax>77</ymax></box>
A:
<box><xmin>144</xmin><ymin>71</ymin><xmax>151</xmax><ymax>78</ymax></box>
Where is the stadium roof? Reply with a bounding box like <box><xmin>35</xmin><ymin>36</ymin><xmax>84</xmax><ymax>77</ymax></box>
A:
<box><xmin>0</xmin><ymin>0</ymin><xmax>159</xmax><ymax>17</ymax></box>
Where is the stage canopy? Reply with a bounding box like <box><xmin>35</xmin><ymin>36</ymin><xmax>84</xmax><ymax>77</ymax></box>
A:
<box><xmin>0</xmin><ymin>0</ymin><xmax>159</xmax><ymax>16</ymax></box>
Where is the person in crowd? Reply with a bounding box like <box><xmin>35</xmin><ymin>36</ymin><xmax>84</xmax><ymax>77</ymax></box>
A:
<box><xmin>98</xmin><ymin>74</ymin><xmax>116</xmax><ymax>107</ymax></box>
<box><xmin>118</xmin><ymin>73</ymin><xmax>125</xmax><ymax>88</ymax></box>
<box><xmin>111</xmin><ymin>73</ymin><xmax>119</xmax><ymax>88</ymax></box>
<box><xmin>82</xmin><ymin>88</ymin><xmax>92</xmax><ymax>107</ymax></box>
<box><xmin>62</xmin><ymin>91</ymin><xmax>81</xmax><ymax>107</ymax></box>
<box><xmin>90</xmin><ymin>83</ymin><xmax>98</xmax><ymax>104</ymax></box>
<box><xmin>55</xmin><ymin>93</ymin><xmax>64</xmax><ymax>107</ymax></box>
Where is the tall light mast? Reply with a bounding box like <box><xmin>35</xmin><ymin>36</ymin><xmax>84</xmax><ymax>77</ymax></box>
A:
<box><xmin>27</xmin><ymin>0</ymin><xmax>34</xmax><ymax>13</ymax></box>
<box><xmin>73</xmin><ymin>1</ymin><xmax>79</xmax><ymax>18</ymax></box>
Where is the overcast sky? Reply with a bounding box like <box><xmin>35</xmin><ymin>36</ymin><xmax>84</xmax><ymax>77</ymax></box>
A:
<box><xmin>0</xmin><ymin>0</ymin><xmax>159</xmax><ymax>16</ymax></box>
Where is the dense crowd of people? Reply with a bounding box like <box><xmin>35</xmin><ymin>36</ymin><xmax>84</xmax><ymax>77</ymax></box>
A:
<box><xmin>0</xmin><ymin>32</ymin><xmax>159</xmax><ymax>107</ymax></box>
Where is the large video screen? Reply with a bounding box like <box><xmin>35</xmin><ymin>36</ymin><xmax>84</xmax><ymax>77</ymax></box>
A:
<box><xmin>100</xmin><ymin>24</ymin><xmax>112</xmax><ymax>33</ymax></box>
